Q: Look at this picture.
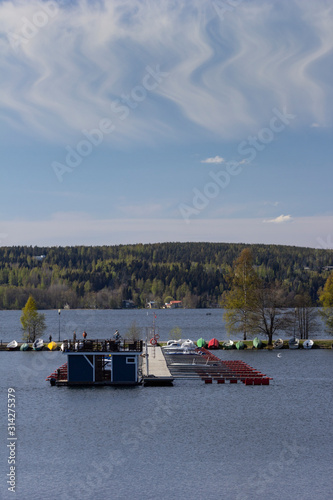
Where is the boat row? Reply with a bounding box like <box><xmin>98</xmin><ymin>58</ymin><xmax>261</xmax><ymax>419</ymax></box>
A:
<box><xmin>164</xmin><ymin>337</ymin><xmax>259</xmax><ymax>351</ymax></box>
<box><xmin>6</xmin><ymin>339</ymin><xmax>58</xmax><ymax>351</ymax></box>
<box><xmin>273</xmin><ymin>338</ymin><xmax>314</xmax><ymax>349</ymax></box>
<box><xmin>5</xmin><ymin>336</ymin><xmax>315</xmax><ymax>352</ymax></box>
<box><xmin>197</xmin><ymin>336</ymin><xmax>314</xmax><ymax>350</ymax></box>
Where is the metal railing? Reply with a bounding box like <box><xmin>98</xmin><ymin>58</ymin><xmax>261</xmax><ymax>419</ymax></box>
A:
<box><xmin>61</xmin><ymin>339</ymin><xmax>143</xmax><ymax>353</ymax></box>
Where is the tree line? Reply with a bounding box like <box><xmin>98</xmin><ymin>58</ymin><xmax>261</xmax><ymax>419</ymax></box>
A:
<box><xmin>0</xmin><ymin>243</ymin><xmax>332</xmax><ymax>310</ymax></box>
<box><xmin>223</xmin><ymin>248</ymin><xmax>333</xmax><ymax>343</ymax></box>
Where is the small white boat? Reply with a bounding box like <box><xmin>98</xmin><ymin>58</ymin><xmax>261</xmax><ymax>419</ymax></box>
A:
<box><xmin>181</xmin><ymin>339</ymin><xmax>196</xmax><ymax>350</ymax></box>
<box><xmin>164</xmin><ymin>340</ymin><xmax>183</xmax><ymax>350</ymax></box>
<box><xmin>273</xmin><ymin>338</ymin><xmax>284</xmax><ymax>349</ymax></box>
<box><xmin>74</xmin><ymin>340</ymin><xmax>85</xmax><ymax>351</ymax></box>
<box><xmin>7</xmin><ymin>340</ymin><xmax>18</xmax><ymax>349</ymax></box>
<box><xmin>167</xmin><ymin>339</ymin><xmax>181</xmax><ymax>346</ymax></box>
<box><xmin>289</xmin><ymin>337</ymin><xmax>299</xmax><ymax>349</ymax></box>
<box><xmin>223</xmin><ymin>340</ymin><xmax>234</xmax><ymax>349</ymax></box>
<box><xmin>61</xmin><ymin>341</ymin><xmax>71</xmax><ymax>352</ymax></box>
<box><xmin>303</xmin><ymin>339</ymin><xmax>314</xmax><ymax>349</ymax></box>
<box><xmin>33</xmin><ymin>338</ymin><xmax>44</xmax><ymax>351</ymax></box>
<box><xmin>164</xmin><ymin>339</ymin><xmax>196</xmax><ymax>354</ymax></box>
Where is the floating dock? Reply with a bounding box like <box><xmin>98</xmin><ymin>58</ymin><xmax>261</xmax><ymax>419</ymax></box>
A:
<box><xmin>45</xmin><ymin>341</ymin><xmax>272</xmax><ymax>387</ymax></box>
<box><xmin>46</xmin><ymin>339</ymin><xmax>143</xmax><ymax>386</ymax></box>
<box><xmin>164</xmin><ymin>347</ymin><xmax>272</xmax><ymax>385</ymax></box>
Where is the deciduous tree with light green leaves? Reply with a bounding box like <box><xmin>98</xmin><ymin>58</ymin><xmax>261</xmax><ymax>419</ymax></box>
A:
<box><xmin>169</xmin><ymin>326</ymin><xmax>182</xmax><ymax>341</ymax></box>
<box><xmin>223</xmin><ymin>248</ymin><xmax>261</xmax><ymax>340</ymax></box>
<box><xmin>126</xmin><ymin>320</ymin><xmax>142</xmax><ymax>341</ymax></box>
<box><xmin>20</xmin><ymin>295</ymin><xmax>46</xmax><ymax>342</ymax></box>
<box><xmin>319</xmin><ymin>271</ymin><xmax>333</xmax><ymax>334</ymax></box>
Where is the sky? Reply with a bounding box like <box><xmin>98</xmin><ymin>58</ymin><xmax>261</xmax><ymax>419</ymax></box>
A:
<box><xmin>0</xmin><ymin>0</ymin><xmax>332</xmax><ymax>249</ymax></box>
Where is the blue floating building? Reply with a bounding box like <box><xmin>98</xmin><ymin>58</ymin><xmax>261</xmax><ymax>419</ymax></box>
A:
<box><xmin>46</xmin><ymin>339</ymin><xmax>143</xmax><ymax>386</ymax></box>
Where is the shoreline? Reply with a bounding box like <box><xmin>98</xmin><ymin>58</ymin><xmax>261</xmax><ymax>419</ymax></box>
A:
<box><xmin>0</xmin><ymin>339</ymin><xmax>332</xmax><ymax>351</ymax></box>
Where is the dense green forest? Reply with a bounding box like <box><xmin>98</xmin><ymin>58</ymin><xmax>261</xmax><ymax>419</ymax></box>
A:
<box><xmin>0</xmin><ymin>243</ymin><xmax>331</xmax><ymax>310</ymax></box>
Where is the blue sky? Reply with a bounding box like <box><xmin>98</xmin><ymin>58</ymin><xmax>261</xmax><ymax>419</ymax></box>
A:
<box><xmin>0</xmin><ymin>0</ymin><xmax>332</xmax><ymax>248</ymax></box>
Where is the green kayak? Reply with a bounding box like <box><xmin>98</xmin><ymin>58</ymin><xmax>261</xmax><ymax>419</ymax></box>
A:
<box><xmin>236</xmin><ymin>341</ymin><xmax>245</xmax><ymax>350</ymax></box>
<box><xmin>197</xmin><ymin>338</ymin><xmax>207</xmax><ymax>348</ymax></box>
<box><xmin>20</xmin><ymin>343</ymin><xmax>29</xmax><ymax>351</ymax></box>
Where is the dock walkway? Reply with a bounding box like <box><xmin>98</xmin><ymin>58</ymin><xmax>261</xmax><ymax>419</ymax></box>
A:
<box><xmin>142</xmin><ymin>346</ymin><xmax>172</xmax><ymax>377</ymax></box>
<box><xmin>141</xmin><ymin>346</ymin><xmax>174</xmax><ymax>385</ymax></box>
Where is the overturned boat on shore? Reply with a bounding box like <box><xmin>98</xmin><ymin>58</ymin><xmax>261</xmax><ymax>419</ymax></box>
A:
<box><xmin>208</xmin><ymin>338</ymin><xmax>219</xmax><ymax>349</ymax></box>
<box><xmin>273</xmin><ymin>338</ymin><xmax>284</xmax><ymax>349</ymax></box>
<box><xmin>222</xmin><ymin>340</ymin><xmax>234</xmax><ymax>349</ymax></box>
<box><xmin>7</xmin><ymin>340</ymin><xmax>18</xmax><ymax>350</ymax></box>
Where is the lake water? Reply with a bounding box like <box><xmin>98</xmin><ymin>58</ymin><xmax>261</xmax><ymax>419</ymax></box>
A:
<box><xmin>0</xmin><ymin>307</ymin><xmax>329</xmax><ymax>344</ymax></box>
<box><xmin>0</xmin><ymin>310</ymin><xmax>332</xmax><ymax>500</ymax></box>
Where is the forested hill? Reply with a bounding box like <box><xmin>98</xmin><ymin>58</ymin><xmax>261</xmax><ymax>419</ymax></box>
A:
<box><xmin>0</xmin><ymin>243</ymin><xmax>332</xmax><ymax>310</ymax></box>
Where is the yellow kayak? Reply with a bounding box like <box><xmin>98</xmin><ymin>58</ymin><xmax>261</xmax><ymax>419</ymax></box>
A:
<box><xmin>48</xmin><ymin>341</ymin><xmax>58</xmax><ymax>351</ymax></box>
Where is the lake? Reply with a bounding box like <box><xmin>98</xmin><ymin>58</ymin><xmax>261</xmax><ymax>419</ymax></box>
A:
<box><xmin>0</xmin><ymin>307</ymin><xmax>329</xmax><ymax>344</ymax></box>
<box><xmin>0</xmin><ymin>309</ymin><xmax>332</xmax><ymax>500</ymax></box>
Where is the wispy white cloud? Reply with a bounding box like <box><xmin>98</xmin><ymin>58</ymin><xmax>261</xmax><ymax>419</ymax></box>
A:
<box><xmin>0</xmin><ymin>0</ymin><xmax>332</xmax><ymax>145</ymax></box>
<box><xmin>201</xmin><ymin>156</ymin><xmax>225</xmax><ymax>164</ymax></box>
<box><xmin>263</xmin><ymin>214</ymin><xmax>293</xmax><ymax>224</ymax></box>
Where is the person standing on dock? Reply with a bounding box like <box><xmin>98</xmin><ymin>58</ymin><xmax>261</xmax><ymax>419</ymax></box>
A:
<box><xmin>113</xmin><ymin>330</ymin><xmax>121</xmax><ymax>348</ymax></box>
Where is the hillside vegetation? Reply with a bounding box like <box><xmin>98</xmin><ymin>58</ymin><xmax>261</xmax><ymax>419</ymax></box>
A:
<box><xmin>0</xmin><ymin>243</ymin><xmax>331</xmax><ymax>309</ymax></box>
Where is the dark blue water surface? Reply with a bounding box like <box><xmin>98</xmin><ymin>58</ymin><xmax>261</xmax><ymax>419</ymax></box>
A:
<box><xmin>0</xmin><ymin>310</ymin><xmax>332</xmax><ymax>500</ymax></box>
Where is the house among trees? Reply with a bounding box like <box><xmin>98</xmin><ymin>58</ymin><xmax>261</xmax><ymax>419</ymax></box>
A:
<box><xmin>33</xmin><ymin>255</ymin><xmax>46</xmax><ymax>261</ymax></box>
<box><xmin>146</xmin><ymin>301</ymin><xmax>158</xmax><ymax>309</ymax></box>
<box><xmin>122</xmin><ymin>299</ymin><xmax>136</xmax><ymax>309</ymax></box>
<box><xmin>165</xmin><ymin>300</ymin><xmax>182</xmax><ymax>309</ymax></box>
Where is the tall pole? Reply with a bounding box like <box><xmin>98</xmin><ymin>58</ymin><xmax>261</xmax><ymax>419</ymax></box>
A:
<box><xmin>146</xmin><ymin>327</ymin><xmax>149</xmax><ymax>376</ymax></box>
<box><xmin>58</xmin><ymin>309</ymin><xmax>61</xmax><ymax>342</ymax></box>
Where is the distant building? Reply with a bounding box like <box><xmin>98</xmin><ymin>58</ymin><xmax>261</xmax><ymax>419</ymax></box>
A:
<box><xmin>33</xmin><ymin>255</ymin><xmax>46</xmax><ymax>261</ymax></box>
<box><xmin>122</xmin><ymin>300</ymin><xmax>136</xmax><ymax>309</ymax></box>
<box><xmin>165</xmin><ymin>300</ymin><xmax>182</xmax><ymax>309</ymax></box>
<box><xmin>147</xmin><ymin>301</ymin><xmax>158</xmax><ymax>309</ymax></box>
<box><xmin>323</xmin><ymin>266</ymin><xmax>333</xmax><ymax>271</ymax></box>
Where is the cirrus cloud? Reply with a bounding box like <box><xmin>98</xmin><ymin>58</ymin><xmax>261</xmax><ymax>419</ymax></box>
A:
<box><xmin>0</xmin><ymin>0</ymin><xmax>332</xmax><ymax>146</ymax></box>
